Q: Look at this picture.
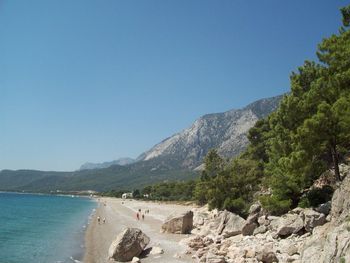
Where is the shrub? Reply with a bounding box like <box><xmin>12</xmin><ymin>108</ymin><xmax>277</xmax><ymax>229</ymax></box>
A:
<box><xmin>299</xmin><ymin>186</ymin><xmax>334</xmax><ymax>208</ymax></box>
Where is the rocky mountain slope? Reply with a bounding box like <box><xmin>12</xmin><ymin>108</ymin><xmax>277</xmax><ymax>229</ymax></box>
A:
<box><xmin>79</xmin><ymin>157</ymin><xmax>135</xmax><ymax>170</ymax></box>
<box><xmin>137</xmin><ymin>95</ymin><xmax>283</xmax><ymax>169</ymax></box>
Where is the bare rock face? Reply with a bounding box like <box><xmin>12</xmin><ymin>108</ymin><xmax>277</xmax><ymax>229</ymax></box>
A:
<box><xmin>161</xmin><ymin>210</ymin><xmax>193</xmax><ymax>234</ymax></box>
<box><xmin>322</xmin><ymin>223</ymin><xmax>350</xmax><ymax>263</ymax></box>
<box><xmin>137</xmin><ymin>95</ymin><xmax>282</xmax><ymax>169</ymax></box>
<box><xmin>300</xmin><ymin>222</ymin><xmax>350</xmax><ymax>263</ymax></box>
<box><xmin>300</xmin><ymin>168</ymin><xmax>350</xmax><ymax>262</ymax></box>
<box><xmin>108</xmin><ymin>228</ymin><xmax>150</xmax><ymax>262</ymax></box>
<box><xmin>330</xmin><ymin>173</ymin><xmax>350</xmax><ymax>224</ymax></box>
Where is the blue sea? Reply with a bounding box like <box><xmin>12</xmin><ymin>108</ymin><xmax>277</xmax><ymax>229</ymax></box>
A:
<box><xmin>0</xmin><ymin>192</ymin><xmax>96</xmax><ymax>263</ymax></box>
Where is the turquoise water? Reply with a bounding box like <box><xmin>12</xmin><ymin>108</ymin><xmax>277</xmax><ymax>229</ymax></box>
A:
<box><xmin>0</xmin><ymin>192</ymin><xmax>96</xmax><ymax>263</ymax></box>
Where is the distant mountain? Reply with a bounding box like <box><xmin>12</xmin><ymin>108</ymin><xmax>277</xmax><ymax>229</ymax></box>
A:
<box><xmin>79</xmin><ymin>158</ymin><xmax>135</xmax><ymax>170</ymax></box>
<box><xmin>137</xmin><ymin>95</ymin><xmax>283</xmax><ymax>169</ymax></box>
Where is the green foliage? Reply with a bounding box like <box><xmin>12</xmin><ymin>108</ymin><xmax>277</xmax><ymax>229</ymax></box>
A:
<box><xmin>101</xmin><ymin>189</ymin><xmax>128</xmax><ymax>198</ymax></box>
<box><xmin>193</xmin><ymin>180</ymin><xmax>209</xmax><ymax>205</ymax></box>
<box><xmin>194</xmin><ymin>149</ymin><xmax>225</xmax><ymax>205</ymax></box>
<box><xmin>260</xmin><ymin>195</ymin><xmax>291</xmax><ymax>215</ymax></box>
<box><xmin>299</xmin><ymin>186</ymin><xmax>334</xmax><ymax>208</ymax></box>
<box><xmin>341</xmin><ymin>5</ymin><xmax>350</xmax><ymax>27</ymax></box>
<box><xmin>195</xmin><ymin>149</ymin><xmax>261</xmax><ymax>217</ymax></box>
<box><xmin>258</xmin><ymin>6</ymin><xmax>350</xmax><ymax>214</ymax></box>
<box><xmin>133</xmin><ymin>189</ymin><xmax>141</xmax><ymax>199</ymax></box>
<box><xmin>201</xmin><ymin>149</ymin><xmax>226</xmax><ymax>180</ymax></box>
<box><xmin>141</xmin><ymin>180</ymin><xmax>196</xmax><ymax>201</ymax></box>
<box><xmin>246</xmin><ymin>118</ymin><xmax>272</xmax><ymax>164</ymax></box>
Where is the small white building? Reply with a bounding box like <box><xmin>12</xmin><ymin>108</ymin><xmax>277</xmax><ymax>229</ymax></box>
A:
<box><xmin>122</xmin><ymin>192</ymin><xmax>133</xmax><ymax>199</ymax></box>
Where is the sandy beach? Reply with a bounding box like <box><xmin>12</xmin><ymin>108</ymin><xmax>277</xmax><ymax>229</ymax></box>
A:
<box><xmin>84</xmin><ymin>197</ymin><xmax>195</xmax><ymax>263</ymax></box>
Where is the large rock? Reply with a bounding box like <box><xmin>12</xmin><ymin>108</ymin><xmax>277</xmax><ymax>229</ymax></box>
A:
<box><xmin>161</xmin><ymin>210</ymin><xmax>193</xmax><ymax>234</ymax></box>
<box><xmin>108</xmin><ymin>228</ymin><xmax>150</xmax><ymax>262</ymax></box>
<box><xmin>303</xmin><ymin>209</ymin><xmax>326</xmax><ymax>232</ymax></box>
<box><xmin>218</xmin><ymin>210</ymin><xmax>246</xmax><ymax>238</ymax></box>
<box><xmin>242</xmin><ymin>208</ymin><xmax>260</xmax><ymax>236</ymax></box>
<box><xmin>193</xmin><ymin>205</ymin><xmax>212</xmax><ymax>227</ymax></box>
<box><xmin>276</xmin><ymin>213</ymin><xmax>304</xmax><ymax>237</ymax></box>
<box><xmin>242</xmin><ymin>222</ymin><xmax>258</xmax><ymax>236</ymax></box>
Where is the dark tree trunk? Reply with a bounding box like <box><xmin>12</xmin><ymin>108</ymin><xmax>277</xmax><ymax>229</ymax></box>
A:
<box><xmin>331</xmin><ymin>146</ymin><xmax>341</xmax><ymax>181</ymax></box>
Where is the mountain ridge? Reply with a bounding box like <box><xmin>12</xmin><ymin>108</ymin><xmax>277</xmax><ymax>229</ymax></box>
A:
<box><xmin>137</xmin><ymin>95</ymin><xmax>283</xmax><ymax>169</ymax></box>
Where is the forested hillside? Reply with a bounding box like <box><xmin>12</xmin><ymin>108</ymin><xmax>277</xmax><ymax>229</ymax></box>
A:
<box><xmin>0</xmin><ymin>160</ymin><xmax>196</xmax><ymax>193</ymax></box>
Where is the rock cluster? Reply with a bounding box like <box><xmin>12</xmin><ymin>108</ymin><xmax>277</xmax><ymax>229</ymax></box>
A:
<box><xmin>300</xmin><ymin>170</ymin><xmax>350</xmax><ymax>263</ymax></box>
<box><xmin>180</xmin><ymin>167</ymin><xmax>350</xmax><ymax>263</ymax></box>
<box><xmin>184</xmin><ymin>204</ymin><xmax>320</xmax><ymax>263</ymax></box>
<box><xmin>191</xmin><ymin>208</ymin><xmax>245</xmax><ymax>240</ymax></box>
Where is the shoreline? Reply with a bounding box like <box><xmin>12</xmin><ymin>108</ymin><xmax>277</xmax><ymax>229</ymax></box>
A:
<box><xmin>0</xmin><ymin>190</ymin><xmax>96</xmax><ymax>199</ymax></box>
<box><xmin>83</xmin><ymin>197</ymin><xmax>195</xmax><ymax>263</ymax></box>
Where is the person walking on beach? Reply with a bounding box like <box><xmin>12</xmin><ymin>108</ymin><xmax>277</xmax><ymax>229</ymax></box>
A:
<box><xmin>97</xmin><ymin>216</ymin><xmax>101</xmax><ymax>224</ymax></box>
<box><xmin>136</xmin><ymin>212</ymin><xmax>140</xmax><ymax>220</ymax></box>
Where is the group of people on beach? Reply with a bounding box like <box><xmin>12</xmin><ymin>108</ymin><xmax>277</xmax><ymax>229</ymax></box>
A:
<box><xmin>97</xmin><ymin>216</ymin><xmax>106</xmax><ymax>224</ymax></box>
<box><xmin>136</xmin><ymin>208</ymin><xmax>150</xmax><ymax>221</ymax></box>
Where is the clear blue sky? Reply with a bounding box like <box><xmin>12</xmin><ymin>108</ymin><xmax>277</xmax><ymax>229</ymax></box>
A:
<box><xmin>0</xmin><ymin>0</ymin><xmax>348</xmax><ymax>171</ymax></box>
